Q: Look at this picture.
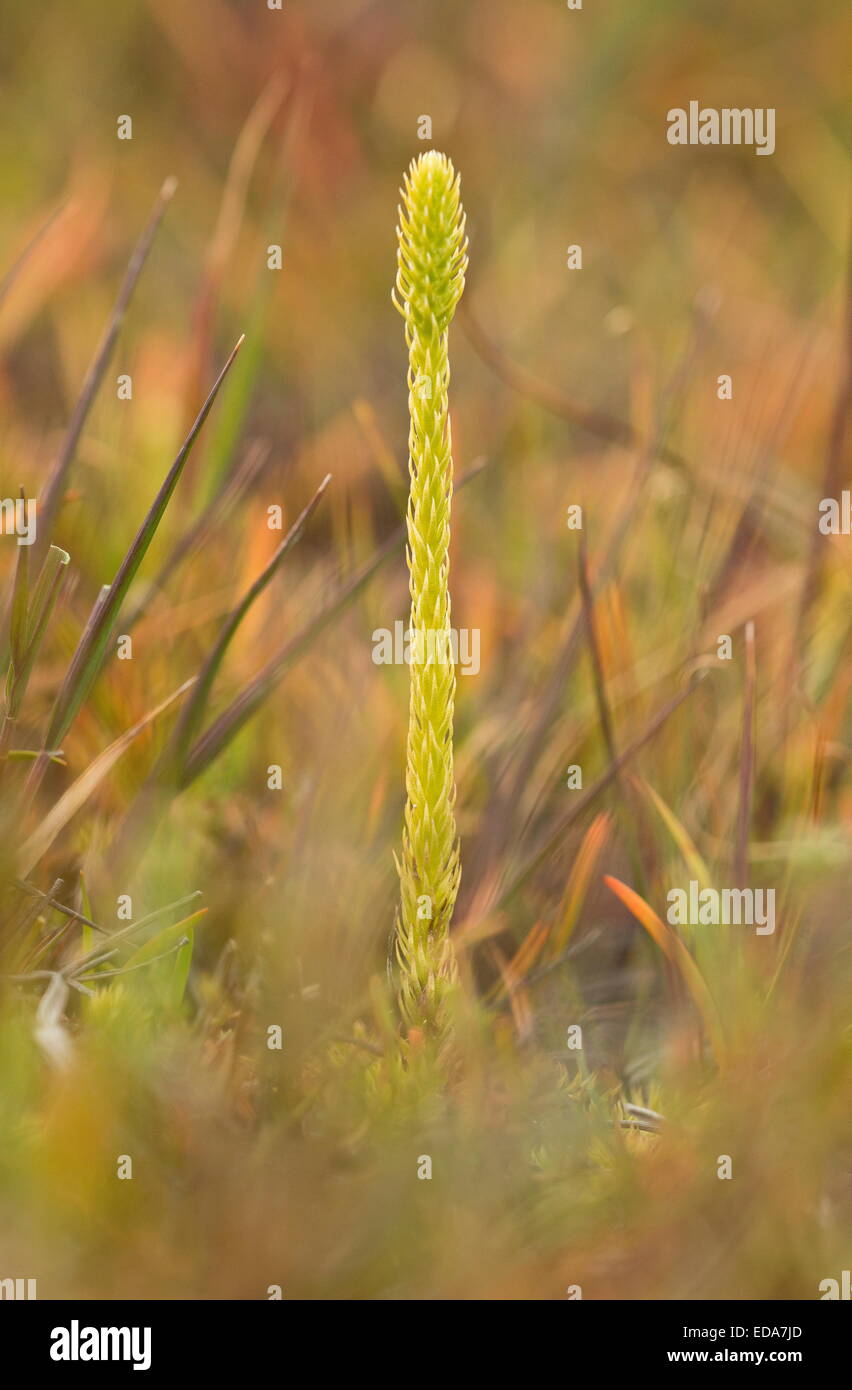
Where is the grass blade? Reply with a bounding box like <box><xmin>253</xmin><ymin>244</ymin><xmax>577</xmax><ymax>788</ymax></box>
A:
<box><xmin>67</xmin><ymin>891</ymin><xmax>203</xmax><ymax>976</ymax></box>
<box><xmin>2</xmin><ymin>544</ymin><xmax>70</xmax><ymax>765</ymax></box>
<box><xmin>122</xmin><ymin>439</ymin><xmax>270</xmax><ymax>633</ymax></box>
<box><xmin>9</xmin><ymin>527</ymin><xmax>29</xmax><ymax>671</ymax></box>
<box><xmin>117</xmin><ymin>912</ymin><xmax>204</xmax><ymax>1007</ymax></box>
<box><xmin>634</xmin><ymin>777</ymin><xmax>712</xmax><ymax>888</ymax></box>
<box><xmin>13</xmin><ymin>546</ymin><xmax>70</xmax><ymax>698</ymax></box>
<box><xmin>0</xmin><ymin>202</ymin><xmax>67</xmax><ymax>308</ymax></box>
<box><xmin>18</xmin><ymin>678</ymin><xmax>196</xmax><ymax>878</ymax></box>
<box><xmin>735</xmin><ymin>620</ymin><xmax>756</xmax><ymax>887</ymax></box>
<box><xmin>604</xmin><ymin>873</ymin><xmax>726</xmax><ymax>1066</ymax></box>
<box><xmin>37</xmin><ymin>177</ymin><xmax>178</xmax><ymax>550</ymax></box>
<box><xmin>162</xmin><ymin>474</ymin><xmax>330</xmax><ymax>782</ymax></box>
<box><xmin>180</xmin><ymin>458</ymin><xmax>492</xmax><ymax>787</ymax></box>
<box><xmin>461</xmin><ymin>302</ymin><xmax>689</xmax><ymax>471</ymax></box>
<box><xmin>490</xmin><ymin>677</ymin><xmax>704</xmax><ymax>915</ymax></box>
<box><xmin>43</xmin><ymin>337</ymin><xmax>243</xmax><ymax>750</ymax></box>
<box><xmin>24</xmin><ymin>545</ymin><xmax>71</xmax><ymax>652</ymax></box>
<box><xmin>548</xmin><ymin>811</ymin><xmax>612</xmax><ymax>958</ymax></box>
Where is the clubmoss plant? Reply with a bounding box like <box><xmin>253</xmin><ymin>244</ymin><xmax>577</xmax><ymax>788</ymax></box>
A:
<box><xmin>392</xmin><ymin>151</ymin><xmax>468</xmax><ymax>1037</ymax></box>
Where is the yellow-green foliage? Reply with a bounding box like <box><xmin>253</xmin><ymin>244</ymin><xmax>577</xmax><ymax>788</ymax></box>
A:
<box><xmin>2</xmin><ymin>5</ymin><xmax>851</xmax><ymax>1305</ymax></box>
<box><xmin>392</xmin><ymin>152</ymin><xmax>468</xmax><ymax>1035</ymax></box>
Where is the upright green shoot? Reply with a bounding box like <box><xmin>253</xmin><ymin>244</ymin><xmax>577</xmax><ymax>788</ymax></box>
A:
<box><xmin>392</xmin><ymin>151</ymin><xmax>468</xmax><ymax>1037</ymax></box>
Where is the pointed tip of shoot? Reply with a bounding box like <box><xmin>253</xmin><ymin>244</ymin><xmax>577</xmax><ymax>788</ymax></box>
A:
<box><xmin>160</xmin><ymin>175</ymin><xmax>178</xmax><ymax>202</ymax></box>
<box><xmin>412</xmin><ymin>148</ymin><xmax>451</xmax><ymax>171</ymax></box>
<box><xmin>222</xmin><ymin>334</ymin><xmax>245</xmax><ymax>370</ymax></box>
<box><xmin>409</xmin><ymin>147</ymin><xmax>452</xmax><ymax>170</ymax></box>
<box><xmin>395</xmin><ymin>152</ymin><xmax>467</xmax><ymax>334</ymax></box>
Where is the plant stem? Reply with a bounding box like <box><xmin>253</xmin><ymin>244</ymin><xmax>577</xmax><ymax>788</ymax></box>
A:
<box><xmin>392</xmin><ymin>151</ymin><xmax>468</xmax><ymax>1036</ymax></box>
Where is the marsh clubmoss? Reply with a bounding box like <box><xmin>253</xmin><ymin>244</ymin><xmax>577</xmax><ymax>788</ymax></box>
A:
<box><xmin>392</xmin><ymin>151</ymin><xmax>468</xmax><ymax>1037</ymax></box>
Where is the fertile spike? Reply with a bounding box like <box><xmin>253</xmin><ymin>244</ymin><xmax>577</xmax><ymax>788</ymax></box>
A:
<box><xmin>392</xmin><ymin>151</ymin><xmax>468</xmax><ymax>1038</ymax></box>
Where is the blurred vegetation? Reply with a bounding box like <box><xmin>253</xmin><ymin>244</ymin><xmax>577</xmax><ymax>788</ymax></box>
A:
<box><xmin>0</xmin><ymin>0</ymin><xmax>850</xmax><ymax>1299</ymax></box>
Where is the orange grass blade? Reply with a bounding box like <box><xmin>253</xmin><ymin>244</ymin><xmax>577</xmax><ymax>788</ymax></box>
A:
<box><xmin>604</xmin><ymin>874</ymin><xmax>726</xmax><ymax>1066</ymax></box>
<box><xmin>549</xmin><ymin>812</ymin><xmax>612</xmax><ymax>958</ymax></box>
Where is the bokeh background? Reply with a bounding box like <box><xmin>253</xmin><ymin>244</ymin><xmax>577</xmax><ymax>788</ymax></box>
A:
<box><xmin>0</xmin><ymin>0</ymin><xmax>850</xmax><ymax>1299</ymax></box>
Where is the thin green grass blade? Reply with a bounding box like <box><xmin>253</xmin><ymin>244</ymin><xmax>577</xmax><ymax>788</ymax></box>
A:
<box><xmin>119</xmin><ymin>913</ymin><xmax>202</xmax><ymax>1009</ymax></box>
<box><xmin>3</xmin><ymin>543</ymin><xmax>70</xmax><ymax>762</ymax></box>
<box><xmin>43</xmin><ymin>337</ymin><xmax>244</xmax><ymax>749</ymax></box>
<box><xmin>201</xmin><ymin>288</ymin><xmax>269</xmax><ymax>502</ymax></box>
<box><xmin>9</xmin><ymin>535</ymin><xmax>29</xmax><ymax>670</ymax></box>
<box><xmin>1</xmin><ymin>540</ymin><xmax>31</xmax><ymax>763</ymax></box>
<box><xmin>635</xmin><ymin>777</ymin><xmax>713</xmax><ymax>888</ymax></box>
<box><xmin>25</xmin><ymin>545</ymin><xmax>71</xmax><ymax>650</ymax></box>
<box><xmin>122</xmin><ymin>439</ymin><xmax>270</xmax><ymax>633</ymax></box>
<box><xmin>180</xmin><ymin>455</ymin><xmax>492</xmax><ymax>787</ymax></box>
<box><xmin>14</xmin><ymin>546</ymin><xmax>70</xmax><ymax>700</ymax></box>
<box><xmin>67</xmin><ymin>891</ymin><xmax>203</xmax><ymax>976</ymax></box>
<box><xmin>77</xmin><ymin>872</ymin><xmax>95</xmax><ymax>958</ymax></box>
<box><xmin>161</xmin><ymin>473</ymin><xmax>330</xmax><ymax>782</ymax></box>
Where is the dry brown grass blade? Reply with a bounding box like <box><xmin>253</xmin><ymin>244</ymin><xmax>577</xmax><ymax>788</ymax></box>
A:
<box><xmin>460</xmin><ymin>675</ymin><xmax>704</xmax><ymax>933</ymax></box>
<box><xmin>487</xmin><ymin>941</ymin><xmax>536</xmax><ymax>1038</ymax></box>
<box><xmin>36</xmin><ymin>177</ymin><xmax>177</xmax><ymax>551</ymax></box>
<box><xmin>189</xmin><ymin>75</ymin><xmax>289</xmax><ymax>393</ymax></box>
<box><xmin>207</xmin><ymin>76</ymin><xmax>289</xmax><ymax>281</ymax></box>
<box><xmin>461</xmin><ymin>301</ymin><xmax>690</xmax><ymax>471</ymax></box>
<box><xmin>0</xmin><ymin>202</ymin><xmax>68</xmax><ymax>308</ymax></box>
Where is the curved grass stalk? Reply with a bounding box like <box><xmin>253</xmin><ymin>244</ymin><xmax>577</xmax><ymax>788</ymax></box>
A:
<box><xmin>391</xmin><ymin>151</ymin><xmax>468</xmax><ymax>1036</ymax></box>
